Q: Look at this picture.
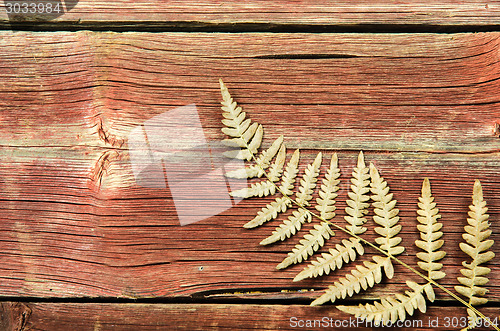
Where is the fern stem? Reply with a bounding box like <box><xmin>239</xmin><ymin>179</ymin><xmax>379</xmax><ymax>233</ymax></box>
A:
<box><xmin>219</xmin><ymin>79</ymin><xmax>497</xmax><ymax>329</ymax></box>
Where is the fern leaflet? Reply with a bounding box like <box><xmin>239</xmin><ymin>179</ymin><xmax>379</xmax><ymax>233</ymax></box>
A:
<box><xmin>277</xmin><ymin>222</ymin><xmax>334</xmax><ymax>269</ymax></box>
<box><xmin>311</xmin><ymin>256</ymin><xmax>393</xmax><ymax>306</ymax></box>
<box><xmin>455</xmin><ymin>180</ymin><xmax>495</xmax><ymax>330</ymax></box>
<box><xmin>293</xmin><ymin>238</ymin><xmax>365</xmax><ymax>281</ymax></box>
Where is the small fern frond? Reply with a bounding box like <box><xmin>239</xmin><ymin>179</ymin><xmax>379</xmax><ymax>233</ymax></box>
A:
<box><xmin>338</xmin><ymin>281</ymin><xmax>431</xmax><ymax>324</ymax></box>
<box><xmin>294</xmin><ymin>238</ymin><xmax>364</xmax><ymax>281</ymax></box>
<box><xmin>310</xmin><ymin>256</ymin><xmax>393</xmax><ymax>306</ymax></box>
<box><xmin>229</xmin><ymin>145</ymin><xmax>286</xmax><ymax>198</ymax></box>
<box><xmin>277</xmin><ymin>222</ymin><xmax>335</xmax><ymax>269</ymax></box>
<box><xmin>226</xmin><ymin>135</ymin><xmax>284</xmax><ymax>179</ymax></box>
<box><xmin>315</xmin><ymin>153</ymin><xmax>340</xmax><ymax>220</ymax></box>
<box><xmin>415</xmin><ymin>178</ymin><xmax>446</xmax><ymax>281</ymax></box>
<box><xmin>370</xmin><ymin>163</ymin><xmax>404</xmax><ymax>256</ymax></box>
<box><xmin>243</xmin><ymin>149</ymin><xmax>299</xmax><ymax>229</ymax></box>
<box><xmin>455</xmin><ymin>180</ymin><xmax>495</xmax><ymax>330</ymax></box>
<box><xmin>219</xmin><ymin>79</ymin><xmax>263</xmax><ymax>160</ymax></box>
<box><xmin>260</xmin><ymin>209</ymin><xmax>311</xmax><ymax>245</ymax></box>
<box><xmin>345</xmin><ymin>151</ymin><xmax>370</xmax><ymax>235</ymax></box>
<box><xmin>296</xmin><ymin>152</ymin><xmax>322</xmax><ymax>206</ymax></box>
<box><xmin>219</xmin><ymin>80</ymin><xmax>500</xmax><ymax>331</ymax></box>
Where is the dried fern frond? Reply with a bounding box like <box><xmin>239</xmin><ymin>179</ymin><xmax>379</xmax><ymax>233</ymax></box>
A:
<box><xmin>311</xmin><ymin>256</ymin><xmax>393</xmax><ymax>306</ymax></box>
<box><xmin>416</xmin><ymin>178</ymin><xmax>446</xmax><ymax>282</ymax></box>
<box><xmin>370</xmin><ymin>163</ymin><xmax>404</xmax><ymax>256</ymax></box>
<box><xmin>294</xmin><ymin>152</ymin><xmax>367</xmax><ymax>282</ymax></box>
<box><xmin>226</xmin><ymin>135</ymin><xmax>284</xmax><ymax>179</ymax></box>
<box><xmin>229</xmin><ymin>145</ymin><xmax>286</xmax><ymax>198</ymax></box>
<box><xmin>345</xmin><ymin>151</ymin><xmax>370</xmax><ymax>235</ymax></box>
<box><xmin>338</xmin><ymin>178</ymin><xmax>446</xmax><ymax>322</ymax></box>
<box><xmin>455</xmin><ymin>180</ymin><xmax>495</xmax><ymax>330</ymax></box>
<box><xmin>279</xmin><ymin>149</ymin><xmax>300</xmax><ymax>196</ymax></box>
<box><xmin>267</xmin><ymin>144</ymin><xmax>287</xmax><ymax>181</ymax></box>
<box><xmin>229</xmin><ymin>180</ymin><xmax>275</xmax><ymax>199</ymax></box>
<box><xmin>218</xmin><ymin>80</ymin><xmax>500</xmax><ymax>331</ymax></box>
<box><xmin>244</xmin><ymin>197</ymin><xmax>291</xmax><ymax>229</ymax></box>
<box><xmin>243</xmin><ymin>149</ymin><xmax>300</xmax><ymax>229</ymax></box>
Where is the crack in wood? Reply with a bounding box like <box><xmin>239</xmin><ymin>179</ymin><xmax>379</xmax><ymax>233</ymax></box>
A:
<box><xmin>89</xmin><ymin>115</ymin><xmax>125</xmax><ymax>190</ymax></box>
<box><xmin>3</xmin><ymin>22</ymin><xmax>500</xmax><ymax>34</ymax></box>
<box><xmin>90</xmin><ymin>150</ymin><xmax>120</xmax><ymax>189</ymax></box>
<box><xmin>253</xmin><ymin>53</ymin><xmax>359</xmax><ymax>60</ymax></box>
<box><xmin>95</xmin><ymin>117</ymin><xmax>124</xmax><ymax>148</ymax></box>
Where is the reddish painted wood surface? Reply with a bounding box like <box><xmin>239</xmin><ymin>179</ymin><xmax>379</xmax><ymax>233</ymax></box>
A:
<box><xmin>0</xmin><ymin>303</ymin><xmax>490</xmax><ymax>330</ymax></box>
<box><xmin>1</xmin><ymin>1</ymin><xmax>500</xmax><ymax>26</ymax></box>
<box><xmin>0</xmin><ymin>31</ymin><xmax>499</xmax><ymax>329</ymax></box>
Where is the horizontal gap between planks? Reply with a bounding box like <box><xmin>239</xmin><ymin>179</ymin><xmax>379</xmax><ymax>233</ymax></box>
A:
<box><xmin>1</xmin><ymin>295</ymin><xmax>500</xmax><ymax>308</ymax></box>
<box><xmin>3</xmin><ymin>22</ymin><xmax>500</xmax><ymax>33</ymax></box>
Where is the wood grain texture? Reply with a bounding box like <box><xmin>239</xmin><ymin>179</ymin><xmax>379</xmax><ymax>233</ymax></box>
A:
<box><xmin>1</xmin><ymin>1</ymin><xmax>500</xmax><ymax>27</ymax></box>
<box><xmin>0</xmin><ymin>31</ymin><xmax>499</xmax><ymax>312</ymax></box>
<box><xmin>10</xmin><ymin>303</ymin><xmax>499</xmax><ymax>330</ymax></box>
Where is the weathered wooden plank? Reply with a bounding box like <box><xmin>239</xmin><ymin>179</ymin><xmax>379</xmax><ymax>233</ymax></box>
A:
<box><xmin>2</xmin><ymin>32</ymin><xmax>499</xmax><ymax>152</ymax></box>
<box><xmin>1</xmin><ymin>1</ymin><xmax>500</xmax><ymax>27</ymax></box>
<box><xmin>0</xmin><ymin>32</ymin><xmax>499</xmax><ymax>303</ymax></box>
<box><xmin>1</xmin><ymin>154</ymin><xmax>499</xmax><ymax>300</ymax></box>
<box><xmin>0</xmin><ymin>302</ymin><xmax>493</xmax><ymax>330</ymax></box>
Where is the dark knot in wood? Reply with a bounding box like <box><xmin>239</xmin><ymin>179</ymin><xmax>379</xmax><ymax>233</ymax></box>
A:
<box><xmin>0</xmin><ymin>302</ymin><xmax>32</xmax><ymax>331</ymax></box>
